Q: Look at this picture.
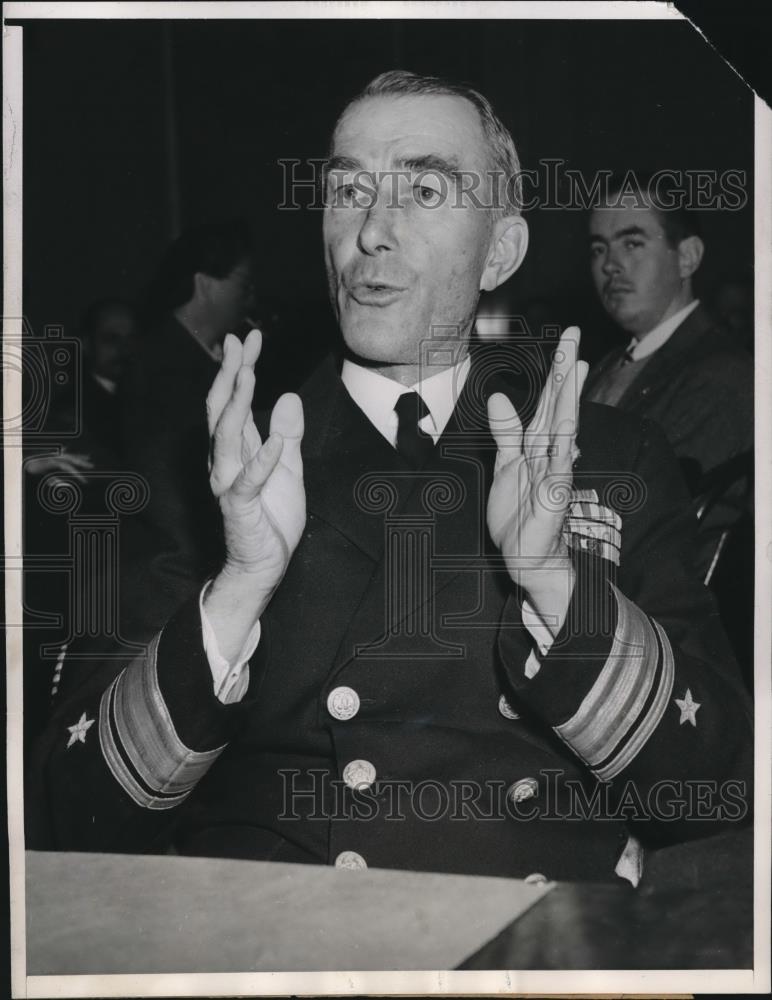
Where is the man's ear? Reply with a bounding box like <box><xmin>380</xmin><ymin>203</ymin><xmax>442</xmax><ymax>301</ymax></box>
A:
<box><xmin>677</xmin><ymin>235</ymin><xmax>704</xmax><ymax>279</ymax></box>
<box><xmin>480</xmin><ymin>215</ymin><xmax>529</xmax><ymax>292</ymax></box>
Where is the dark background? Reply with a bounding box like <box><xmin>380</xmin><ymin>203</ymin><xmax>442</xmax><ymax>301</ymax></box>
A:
<box><xmin>20</xmin><ymin>17</ymin><xmax>754</xmax><ymax>364</ymax></box>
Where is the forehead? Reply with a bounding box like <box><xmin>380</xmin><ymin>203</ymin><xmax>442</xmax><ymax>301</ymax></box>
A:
<box><xmin>590</xmin><ymin>203</ymin><xmax>667</xmax><ymax>239</ymax></box>
<box><xmin>332</xmin><ymin>93</ymin><xmax>488</xmax><ymax>169</ymax></box>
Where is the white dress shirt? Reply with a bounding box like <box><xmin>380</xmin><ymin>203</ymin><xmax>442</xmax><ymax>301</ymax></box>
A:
<box><xmin>625</xmin><ymin>298</ymin><xmax>700</xmax><ymax>360</ymax></box>
<box><xmin>340</xmin><ymin>354</ymin><xmax>472</xmax><ymax>445</ymax></box>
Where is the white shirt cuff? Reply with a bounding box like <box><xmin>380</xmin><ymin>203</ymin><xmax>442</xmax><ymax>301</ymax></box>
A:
<box><xmin>199</xmin><ymin>582</ymin><xmax>262</xmax><ymax>704</ymax></box>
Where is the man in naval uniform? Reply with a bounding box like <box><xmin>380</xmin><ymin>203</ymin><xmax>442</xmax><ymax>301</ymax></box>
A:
<box><xmin>28</xmin><ymin>72</ymin><xmax>752</xmax><ymax>887</ymax></box>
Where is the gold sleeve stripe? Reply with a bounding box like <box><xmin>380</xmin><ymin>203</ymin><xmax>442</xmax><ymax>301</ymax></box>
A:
<box><xmin>98</xmin><ymin>633</ymin><xmax>225</xmax><ymax>809</ymax></box>
<box><xmin>554</xmin><ymin>586</ymin><xmax>669</xmax><ymax>775</ymax></box>
<box><xmin>99</xmin><ymin>676</ymin><xmax>187</xmax><ymax>810</ymax></box>
<box><xmin>594</xmin><ymin>619</ymin><xmax>675</xmax><ymax>781</ymax></box>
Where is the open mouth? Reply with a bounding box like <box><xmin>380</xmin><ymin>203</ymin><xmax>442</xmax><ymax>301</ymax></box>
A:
<box><xmin>349</xmin><ymin>283</ymin><xmax>407</xmax><ymax>306</ymax></box>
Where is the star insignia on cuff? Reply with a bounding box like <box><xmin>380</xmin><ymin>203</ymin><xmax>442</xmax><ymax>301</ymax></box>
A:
<box><xmin>66</xmin><ymin>712</ymin><xmax>95</xmax><ymax>748</ymax></box>
<box><xmin>674</xmin><ymin>688</ymin><xmax>700</xmax><ymax>727</ymax></box>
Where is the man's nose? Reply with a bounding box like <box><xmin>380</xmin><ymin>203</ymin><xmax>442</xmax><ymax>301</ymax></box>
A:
<box><xmin>601</xmin><ymin>248</ymin><xmax>622</xmax><ymax>275</ymax></box>
<box><xmin>357</xmin><ymin>194</ymin><xmax>398</xmax><ymax>255</ymax></box>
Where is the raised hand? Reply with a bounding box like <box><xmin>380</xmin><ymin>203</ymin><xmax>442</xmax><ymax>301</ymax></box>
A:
<box><xmin>486</xmin><ymin>327</ymin><xmax>588</xmax><ymax>630</ymax></box>
<box><xmin>205</xmin><ymin>330</ymin><xmax>306</xmax><ymax>646</ymax></box>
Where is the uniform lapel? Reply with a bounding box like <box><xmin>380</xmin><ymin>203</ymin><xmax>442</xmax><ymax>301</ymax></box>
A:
<box><xmin>299</xmin><ymin>357</ymin><xmax>407</xmax><ymax>563</ymax></box>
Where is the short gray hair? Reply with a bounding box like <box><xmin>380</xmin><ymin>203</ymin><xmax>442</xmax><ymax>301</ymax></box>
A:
<box><xmin>333</xmin><ymin>69</ymin><xmax>523</xmax><ymax>216</ymax></box>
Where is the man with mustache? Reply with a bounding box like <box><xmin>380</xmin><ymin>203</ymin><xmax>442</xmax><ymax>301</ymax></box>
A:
<box><xmin>584</xmin><ymin>175</ymin><xmax>753</xmax><ymax>579</ymax></box>
<box><xmin>30</xmin><ymin>74</ymin><xmax>752</xmax><ymax>887</ymax></box>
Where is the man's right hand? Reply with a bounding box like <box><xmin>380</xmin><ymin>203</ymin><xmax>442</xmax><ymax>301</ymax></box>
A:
<box><xmin>203</xmin><ymin>329</ymin><xmax>305</xmax><ymax>662</ymax></box>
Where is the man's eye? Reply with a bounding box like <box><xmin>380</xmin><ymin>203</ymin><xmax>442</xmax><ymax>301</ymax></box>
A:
<box><xmin>413</xmin><ymin>183</ymin><xmax>442</xmax><ymax>207</ymax></box>
<box><xmin>330</xmin><ymin>183</ymin><xmax>359</xmax><ymax>206</ymax></box>
<box><xmin>326</xmin><ymin>176</ymin><xmax>363</xmax><ymax>207</ymax></box>
<box><xmin>590</xmin><ymin>245</ymin><xmax>604</xmax><ymax>258</ymax></box>
<box><xmin>624</xmin><ymin>239</ymin><xmax>644</xmax><ymax>250</ymax></box>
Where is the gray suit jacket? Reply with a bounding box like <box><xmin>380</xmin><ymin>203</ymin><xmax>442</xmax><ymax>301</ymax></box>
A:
<box><xmin>584</xmin><ymin>304</ymin><xmax>753</xmax><ymax>574</ymax></box>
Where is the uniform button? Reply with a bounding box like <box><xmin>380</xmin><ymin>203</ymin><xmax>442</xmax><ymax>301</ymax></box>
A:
<box><xmin>524</xmin><ymin>872</ymin><xmax>548</xmax><ymax>885</ymax></box>
<box><xmin>342</xmin><ymin>759</ymin><xmax>377</xmax><ymax>791</ymax></box>
<box><xmin>498</xmin><ymin>694</ymin><xmax>520</xmax><ymax>720</ymax></box>
<box><xmin>508</xmin><ymin>777</ymin><xmax>539</xmax><ymax>803</ymax></box>
<box><xmin>335</xmin><ymin>850</ymin><xmax>367</xmax><ymax>870</ymax></box>
<box><xmin>327</xmin><ymin>686</ymin><xmax>361</xmax><ymax>721</ymax></box>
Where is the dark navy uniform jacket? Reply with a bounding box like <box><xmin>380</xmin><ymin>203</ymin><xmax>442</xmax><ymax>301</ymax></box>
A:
<box><xmin>28</xmin><ymin>350</ymin><xmax>753</xmax><ymax>884</ymax></box>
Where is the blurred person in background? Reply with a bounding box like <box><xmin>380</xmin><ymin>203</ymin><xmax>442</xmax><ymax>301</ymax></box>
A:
<box><xmin>117</xmin><ymin>220</ymin><xmax>257</xmax><ymax>644</ymax></box>
<box><xmin>76</xmin><ymin>296</ymin><xmax>139</xmax><ymax>459</ymax></box>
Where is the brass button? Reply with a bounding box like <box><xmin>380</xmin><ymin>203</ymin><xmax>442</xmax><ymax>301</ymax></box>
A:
<box><xmin>334</xmin><ymin>851</ymin><xmax>367</xmax><ymax>870</ymax></box>
<box><xmin>508</xmin><ymin>777</ymin><xmax>539</xmax><ymax>803</ymax></box>
<box><xmin>342</xmin><ymin>759</ymin><xmax>376</xmax><ymax>791</ymax></box>
<box><xmin>327</xmin><ymin>686</ymin><xmax>361</xmax><ymax>721</ymax></box>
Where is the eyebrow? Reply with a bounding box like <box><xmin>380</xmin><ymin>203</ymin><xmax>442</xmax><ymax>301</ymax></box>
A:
<box><xmin>326</xmin><ymin>153</ymin><xmax>463</xmax><ymax>180</ymax></box>
<box><xmin>396</xmin><ymin>154</ymin><xmax>463</xmax><ymax>179</ymax></box>
<box><xmin>325</xmin><ymin>155</ymin><xmax>364</xmax><ymax>174</ymax></box>
<box><xmin>589</xmin><ymin>225</ymin><xmax>649</xmax><ymax>244</ymax></box>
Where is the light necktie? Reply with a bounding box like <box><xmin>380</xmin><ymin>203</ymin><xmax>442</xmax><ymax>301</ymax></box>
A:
<box><xmin>394</xmin><ymin>391</ymin><xmax>434</xmax><ymax>467</ymax></box>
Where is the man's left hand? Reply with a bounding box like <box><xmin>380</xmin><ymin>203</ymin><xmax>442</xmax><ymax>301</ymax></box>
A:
<box><xmin>486</xmin><ymin>327</ymin><xmax>588</xmax><ymax>635</ymax></box>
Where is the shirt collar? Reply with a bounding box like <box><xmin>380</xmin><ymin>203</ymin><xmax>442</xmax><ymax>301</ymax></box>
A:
<box><xmin>627</xmin><ymin>299</ymin><xmax>700</xmax><ymax>361</ymax></box>
<box><xmin>341</xmin><ymin>355</ymin><xmax>472</xmax><ymax>447</ymax></box>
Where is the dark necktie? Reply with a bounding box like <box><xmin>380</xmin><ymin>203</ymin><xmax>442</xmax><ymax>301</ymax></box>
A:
<box><xmin>394</xmin><ymin>391</ymin><xmax>434</xmax><ymax>468</ymax></box>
